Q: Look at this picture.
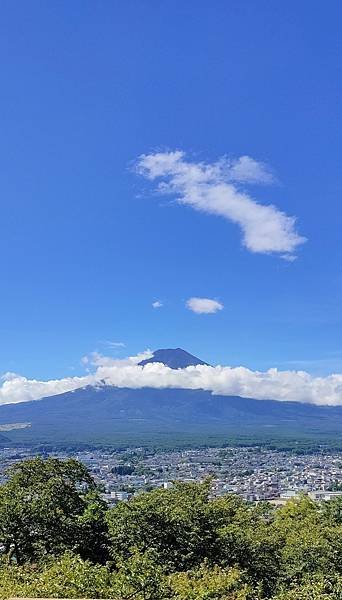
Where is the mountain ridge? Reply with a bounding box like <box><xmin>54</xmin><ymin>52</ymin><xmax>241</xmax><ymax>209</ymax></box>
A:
<box><xmin>139</xmin><ymin>348</ymin><xmax>209</xmax><ymax>369</ymax></box>
<box><xmin>0</xmin><ymin>385</ymin><xmax>342</xmax><ymax>444</ymax></box>
<box><xmin>0</xmin><ymin>348</ymin><xmax>341</xmax><ymax>445</ymax></box>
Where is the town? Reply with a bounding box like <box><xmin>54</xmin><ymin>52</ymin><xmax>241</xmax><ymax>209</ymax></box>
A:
<box><xmin>1</xmin><ymin>445</ymin><xmax>342</xmax><ymax>505</ymax></box>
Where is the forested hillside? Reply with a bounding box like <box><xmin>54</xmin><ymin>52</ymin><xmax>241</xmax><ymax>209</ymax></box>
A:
<box><xmin>4</xmin><ymin>385</ymin><xmax>342</xmax><ymax>446</ymax></box>
<box><xmin>0</xmin><ymin>457</ymin><xmax>341</xmax><ymax>599</ymax></box>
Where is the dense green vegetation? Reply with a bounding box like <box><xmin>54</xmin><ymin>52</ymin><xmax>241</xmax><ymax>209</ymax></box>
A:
<box><xmin>6</xmin><ymin>431</ymin><xmax>342</xmax><ymax>455</ymax></box>
<box><xmin>0</xmin><ymin>457</ymin><xmax>342</xmax><ymax>598</ymax></box>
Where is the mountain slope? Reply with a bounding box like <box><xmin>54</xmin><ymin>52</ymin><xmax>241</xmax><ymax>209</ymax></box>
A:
<box><xmin>0</xmin><ymin>385</ymin><xmax>342</xmax><ymax>444</ymax></box>
<box><xmin>1</xmin><ymin>348</ymin><xmax>342</xmax><ymax>445</ymax></box>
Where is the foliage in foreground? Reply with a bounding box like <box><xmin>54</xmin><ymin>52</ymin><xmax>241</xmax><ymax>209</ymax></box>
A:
<box><xmin>0</xmin><ymin>458</ymin><xmax>342</xmax><ymax>599</ymax></box>
<box><xmin>0</xmin><ymin>551</ymin><xmax>252</xmax><ymax>600</ymax></box>
<box><xmin>0</xmin><ymin>457</ymin><xmax>108</xmax><ymax>564</ymax></box>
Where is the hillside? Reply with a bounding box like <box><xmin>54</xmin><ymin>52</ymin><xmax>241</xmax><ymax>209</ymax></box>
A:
<box><xmin>1</xmin><ymin>349</ymin><xmax>342</xmax><ymax>445</ymax></box>
<box><xmin>0</xmin><ymin>384</ymin><xmax>342</xmax><ymax>445</ymax></box>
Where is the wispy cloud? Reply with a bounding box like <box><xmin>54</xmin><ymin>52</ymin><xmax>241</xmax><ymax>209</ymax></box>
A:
<box><xmin>228</xmin><ymin>155</ymin><xmax>275</xmax><ymax>184</ymax></box>
<box><xmin>102</xmin><ymin>341</ymin><xmax>126</xmax><ymax>349</ymax></box>
<box><xmin>88</xmin><ymin>349</ymin><xmax>153</xmax><ymax>367</ymax></box>
<box><xmin>186</xmin><ymin>297</ymin><xmax>223</xmax><ymax>314</ymax></box>
<box><xmin>136</xmin><ymin>150</ymin><xmax>306</xmax><ymax>259</ymax></box>
<box><xmin>152</xmin><ymin>300</ymin><xmax>163</xmax><ymax>308</ymax></box>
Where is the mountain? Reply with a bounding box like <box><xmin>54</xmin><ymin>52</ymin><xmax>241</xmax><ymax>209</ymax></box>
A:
<box><xmin>139</xmin><ymin>348</ymin><xmax>209</xmax><ymax>368</ymax></box>
<box><xmin>1</xmin><ymin>385</ymin><xmax>342</xmax><ymax>445</ymax></box>
<box><xmin>1</xmin><ymin>348</ymin><xmax>342</xmax><ymax>446</ymax></box>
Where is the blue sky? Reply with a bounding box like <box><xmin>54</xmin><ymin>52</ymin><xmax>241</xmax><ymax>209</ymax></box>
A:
<box><xmin>1</xmin><ymin>0</ymin><xmax>342</xmax><ymax>381</ymax></box>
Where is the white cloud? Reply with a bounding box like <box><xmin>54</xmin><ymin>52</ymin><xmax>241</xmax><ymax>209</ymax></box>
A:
<box><xmin>88</xmin><ymin>349</ymin><xmax>153</xmax><ymax>368</ymax></box>
<box><xmin>0</xmin><ymin>350</ymin><xmax>154</xmax><ymax>406</ymax></box>
<box><xmin>4</xmin><ymin>351</ymin><xmax>342</xmax><ymax>406</ymax></box>
<box><xmin>152</xmin><ymin>300</ymin><xmax>163</xmax><ymax>308</ymax></box>
<box><xmin>186</xmin><ymin>297</ymin><xmax>223</xmax><ymax>314</ymax></box>
<box><xmin>228</xmin><ymin>155</ymin><xmax>275</xmax><ymax>184</ymax></box>
<box><xmin>103</xmin><ymin>341</ymin><xmax>126</xmax><ymax>348</ymax></box>
<box><xmin>0</xmin><ymin>372</ymin><xmax>92</xmax><ymax>405</ymax></box>
<box><xmin>93</xmin><ymin>362</ymin><xmax>342</xmax><ymax>406</ymax></box>
<box><xmin>136</xmin><ymin>151</ymin><xmax>306</xmax><ymax>259</ymax></box>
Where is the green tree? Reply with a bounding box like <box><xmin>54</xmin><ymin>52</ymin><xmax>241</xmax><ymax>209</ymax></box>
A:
<box><xmin>170</xmin><ymin>563</ymin><xmax>252</xmax><ymax>600</ymax></box>
<box><xmin>273</xmin><ymin>572</ymin><xmax>342</xmax><ymax>600</ymax></box>
<box><xmin>0</xmin><ymin>550</ymin><xmax>172</xmax><ymax>600</ymax></box>
<box><xmin>107</xmin><ymin>479</ymin><xmax>250</xmax><ymax>572</ymax></box>
<box><xmin>0</xmin><ymin>457</ymin><xmax>109</xmax><ymax>564</ymax></box>
<box><xmin>0</xmin><ymin>552</ymin><xmax>114</xmax><ymax>599</ymax></box>
<box><xmin>321</xmin><ymin>496</ymin><xmax>342</xmax><ymax>524</ymax></box>
<box><xmin>273</xmin><ymin>496</ymin><xmax>342</xmax><ymax>585</ymax></box>
<box><xmin>112</xmin><ymin>549</ymin><xmax>172</xmax><ymax>600</ymax></box>
<box><xmin>219</xmin><ymin>501</ymin><xmax>281</xmax><ymax>597</ymax></box>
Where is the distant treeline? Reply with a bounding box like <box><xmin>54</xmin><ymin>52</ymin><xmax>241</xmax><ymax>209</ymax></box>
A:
<box><xmin>0</xmin><ymin>457</ymin><xmax>342</xmax><ymax>599</ymax></box>
<box><xmin>3</xmin><ymin>432</ymin><xmax>342</xmax><ymax>455</ymax></box>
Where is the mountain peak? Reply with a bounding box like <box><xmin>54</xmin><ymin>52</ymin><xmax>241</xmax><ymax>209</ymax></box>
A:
<box><xmin>139</xmin><ymin>348</ymin><xmax>209</xmax><ymax>369</ymax></box>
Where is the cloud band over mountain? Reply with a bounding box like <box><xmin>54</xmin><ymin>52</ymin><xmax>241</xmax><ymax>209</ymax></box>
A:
<box><xmin>2</xmin><ymin>352</ymin><xmax>342</xmax><ymax>407</ymax></box>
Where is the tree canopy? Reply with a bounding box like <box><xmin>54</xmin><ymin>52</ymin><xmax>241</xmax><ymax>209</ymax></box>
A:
<box><xmin>0</xmin><ymin>457</ymin><xmax>108</xmax><ymax>564</ymax></box>
<box><xmin>0</xmin><ymin>457</ymin><xmax>342</xmax><ymax>599</ymax></box>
